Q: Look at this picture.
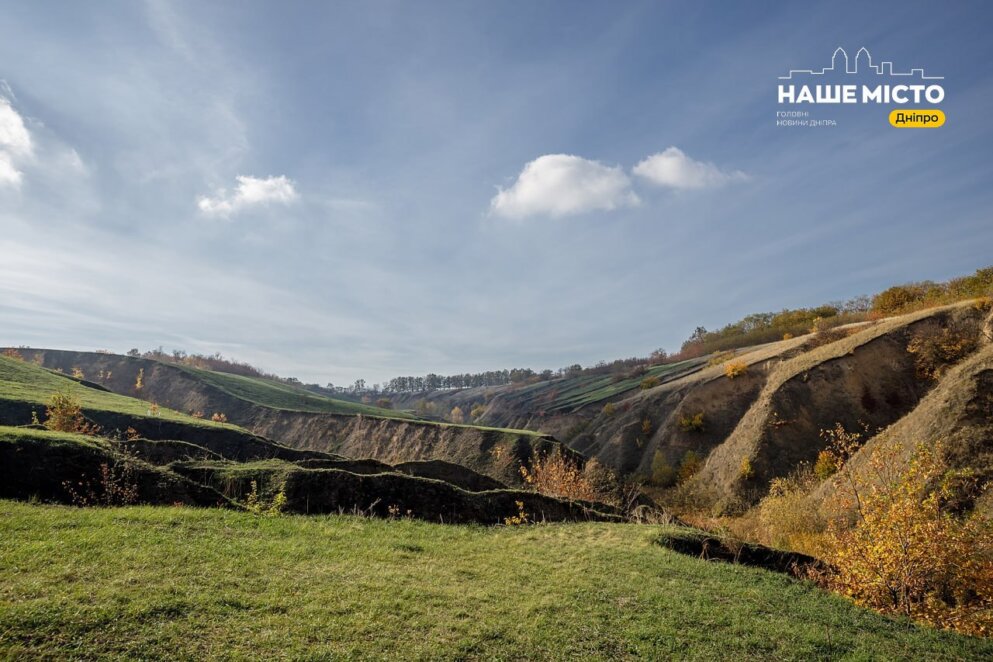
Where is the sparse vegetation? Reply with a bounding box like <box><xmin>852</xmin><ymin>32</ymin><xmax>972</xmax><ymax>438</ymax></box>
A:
<box><xmin>677</xmin><ymin>450</ymin><xmax>704</xmax><ymax>484</ymax></box>
<box><xmin>906</xmin><ymin>318</ymin><xmax>980</xmax><ymax>380</ymax></box>
<box><xmin>723</xmin><ymin>360</ymin><xmax>748</xmax><ymax>379</ymax></box>
<box><xmin>640</xmin><ymin>375</ymin><xmax>660</xmax><ymax>390</ymax></box>
<box><xmin>651</xmin><ymin>451</ymin><xmax>677</xmax><ymax>487</ymax></box>
<box><xmin>677</xmin><ymin>412</ymin><xmax>706</xmax><ymax>433</ymax></box>
<box><xmin>244</xmin><ymin>479</ymin><xmax>287</xmax><ymax>516</ymax></box>
<box><xmin>1</xmin><ymin>348</ymin><xmax>24</xmax><ymax>361</ymax></box>
<box><xmin>62</xmin><ymin>460</ymin><xmax>139</xmax><ymax>507</ymax></box>
<box><xmin>519</xmin><ymin>449</ymin><xmax>597</xmax><ymax>502</ymax></box>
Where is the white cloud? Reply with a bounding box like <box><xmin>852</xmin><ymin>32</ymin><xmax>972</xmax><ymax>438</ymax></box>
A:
<box><xmin>0</xmin><ymin>95</ymin><xmax>33</xmax><ymax>188</ymax></box>
<box><xmin>490</xmin><ymin>154</ymin><xmax>639</xmax><ymax>219</ymax></box>
<box><xmin>197</xmin><ymin>175</ymin><xmax>299</xmax><ymax>217</ymax></box>
<box><xmin>632</xmin><ymin>147</ymin><xmax>746</xmax><ymax>190</ymax></box>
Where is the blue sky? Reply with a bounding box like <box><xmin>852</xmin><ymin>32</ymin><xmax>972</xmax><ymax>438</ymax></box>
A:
<box><xmin>1</xmin><ymin>1</ymin><xmax>991</xmax><ymax>385</ymax></box>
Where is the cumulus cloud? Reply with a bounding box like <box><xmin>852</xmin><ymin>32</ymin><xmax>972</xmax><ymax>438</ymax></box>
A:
<box><xmin>197</xmin><ymin>175</ymin><xmax>298</xmax><ymax>217</ymax></box>
<box><xmin>632</xmin><ymin>147</ymin><xmax>746</xmax><ymax>190</ymax></box>
<box><xmin>490</xmin><ymin>154</ymin><xmax>639</xmax><ymax>219</ymax></box>
<box><xmin>0</xmin><ymin>95</ymin><xmax>33</xmax><ymax>188</ymax></box>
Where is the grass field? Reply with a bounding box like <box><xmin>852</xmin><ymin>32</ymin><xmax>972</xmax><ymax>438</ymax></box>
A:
<box><xmin>1</xmin><ymin>502</ymin><xmax>988</xmax><ymax>660</ymax></box>
<box><xmin>0</xmin><ymin>356</ymin><xmax>224</xmax><ymax>428</ymax></box>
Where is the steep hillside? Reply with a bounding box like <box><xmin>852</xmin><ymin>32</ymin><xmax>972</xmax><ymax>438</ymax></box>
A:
<box><xmin>814</xmin><ymin>336</ymin><xmax>993</xmax><ymax>520</ymax></box>
<box><xmin>8</xmin><ymin>350</ymin><xmax>575</xmax><ymax>484</ymax></box>
<box><xmin>688</xmin><ymin>302</ymin><xmax>990</xmax><ymax>513</ymax></box>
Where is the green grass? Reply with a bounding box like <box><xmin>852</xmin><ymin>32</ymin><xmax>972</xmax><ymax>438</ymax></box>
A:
<box><xmin>497</xmin><ymin>358</ymin><xmax>708</xmax><ymax>414</ymax></box>
<box><xmin>0</xmin><ymin>357</ymin><xmax>224</xmax><ymax>428</ymax></box>
<box><xmin>174</xmin><ymin>364</ymin><xmax>416</xmax><ymax>418</ymax></box>
<box><xmin>1</xmin><ymin>502</ymin><xmax>988</xmax><ymax>660</ymax></box>
<box><xmin>174</xmin><ymin>365</ymin><xmax>544</xmax><ymax>435</ymax></box>
<box><xmin>0</xmin><ymin>425</ymin><xmax>109</xmax><ymax>451</ymax></box>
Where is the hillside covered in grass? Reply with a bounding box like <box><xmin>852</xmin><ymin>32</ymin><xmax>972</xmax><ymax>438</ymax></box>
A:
<box><xmin>0</xmin><ymin>355</ymin><xmax>223</xmax><ymax>428</ymax></box>
<box><xmin>2</xmin><ymin>501</ymin><xmax>989</xmax><ymax>660</ymax></box>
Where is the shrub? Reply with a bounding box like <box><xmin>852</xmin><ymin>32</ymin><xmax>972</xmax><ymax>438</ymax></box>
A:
<box><xmin>650</xmin><ymin>451</ymin><xmax>677</xmax><ymax>487</ymax></box>
<box><xmin>45</xmin><ymin>390</ymin><xmax>99</xmax><ymax>435</ymax></box>
<box><xmin>739</xmin><ymin>457</ymin><xmax>755</xmax><ymax>481</ymax></box>
<box><xmin>639</xmin><ymin>375</ymin><xmax>660</xmax><ymax>390</ymax></box>
<box><xmin>641</xmin><ymin>417</ymin><xmax>653</xmax><ymax>437</ymax></box>
<box><xmin>602</xmin><ymin>402</ymin><xmax>616</xmax><ymax>416</ymax></box>
<box><xmin>520</xmin><ymin>449</ymin><xmax>597</xmax><ymax>502</ymax></box>
<box><xmin>677</xmin><ymin>412</ymin><xmax>705</xmax><ymax>433</ymax></box>
<box><xmin>755</xmin><ymin>464</ymin><xmax>823</xmax><ymax>553</ymax></box>
<box><xmin>782</xmin><ymin>333</ymin><xmax>794</xmax><ymax>341</ymax></box>
<box><xmin>817</xmin><ymin>422</ymin><xmax>868</xmax><ymax>473</ymax></box>
<box><xmin>677</xmin><ymin>450</ymin><xmax>703</xmax><ymax>484</ymax></box>
<box><xmin>469</xmin><ymin>403</ymin><xmax>485</xmax><ymax>420</ymax></box>
<box><xmin>503</xmin><ymin>500</ymin><xmax>529</xmax><ymax>526</ymax></box>
<box><xmin>449</xmin><ymin>406</ymin><xmax>465</xmax><ymax>424</ymax></box>
<box><xmin>134</xmin><ymin>368</ymin><xmax>144</xmax><ymax>392</ymax></box>
<box><xmin>813</xmin><ymin>450</ymin><xmax>839</xmax><ymax>480</ymax></box>
<box><xmin>820</xmin><ymin>440</ymin><xmax>993</xmax><ymax>636</ymax></box>
<box><xmin>63</xmin><ymin>461</ymin><xmax>139</xmax><ymax>507</ymax></box>
<box><xmin>211</xmin><ymin>412</ymin><xmax>228</xmax><ymax>423</ymax></box>
<box><xmin>2</xmin><ymin>348</ymin><xmax>24</xmax><ymax>361</ymax></box>
<box><xmin>723</xmin><ymin>361</ymin><xmax>748</xmax><ymax>379</ymax></box>
<box><xmin>376</xmin><ymin>398</ymin><xmax>393</xmax><ymax>409</ymax></box>
<box><xmin>906</xmin><ymin>319</ymin><xmax>979</xmax><ymax>380</ymax></box>
<box><xmin>71</xmin><ymin>367</ymin><xmax>85</xmax><ymax>380</ymax></box>
<box><xmin>245</xmin><ymin>480</ymin><xmax>287</xmax><ymax>516</ymax></box>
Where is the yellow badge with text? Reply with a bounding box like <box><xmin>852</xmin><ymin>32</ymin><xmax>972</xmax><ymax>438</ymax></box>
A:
<box><xmin>889</xmin><ymin>109</ymin><xmax>945</xmax><ymax>128</ymax></box>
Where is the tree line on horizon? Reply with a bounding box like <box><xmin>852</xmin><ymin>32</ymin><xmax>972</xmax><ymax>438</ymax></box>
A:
<box><xmin>121</xmin><ymin>266</ymin><xmax>992</xmax><ymax>397</ymax></box>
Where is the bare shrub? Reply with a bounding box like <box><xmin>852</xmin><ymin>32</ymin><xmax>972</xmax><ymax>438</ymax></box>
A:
<box><xmin>63</xmin><ymin>460</ymin><xmax>140</xmax><ymax>507</ymax></box>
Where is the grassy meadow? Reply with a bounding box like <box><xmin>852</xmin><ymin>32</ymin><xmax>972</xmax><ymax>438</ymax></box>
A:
<box><xmin>1</xmin><ymin>501</ymin><xmax>989</xmax><ymax>660</ymax></box>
